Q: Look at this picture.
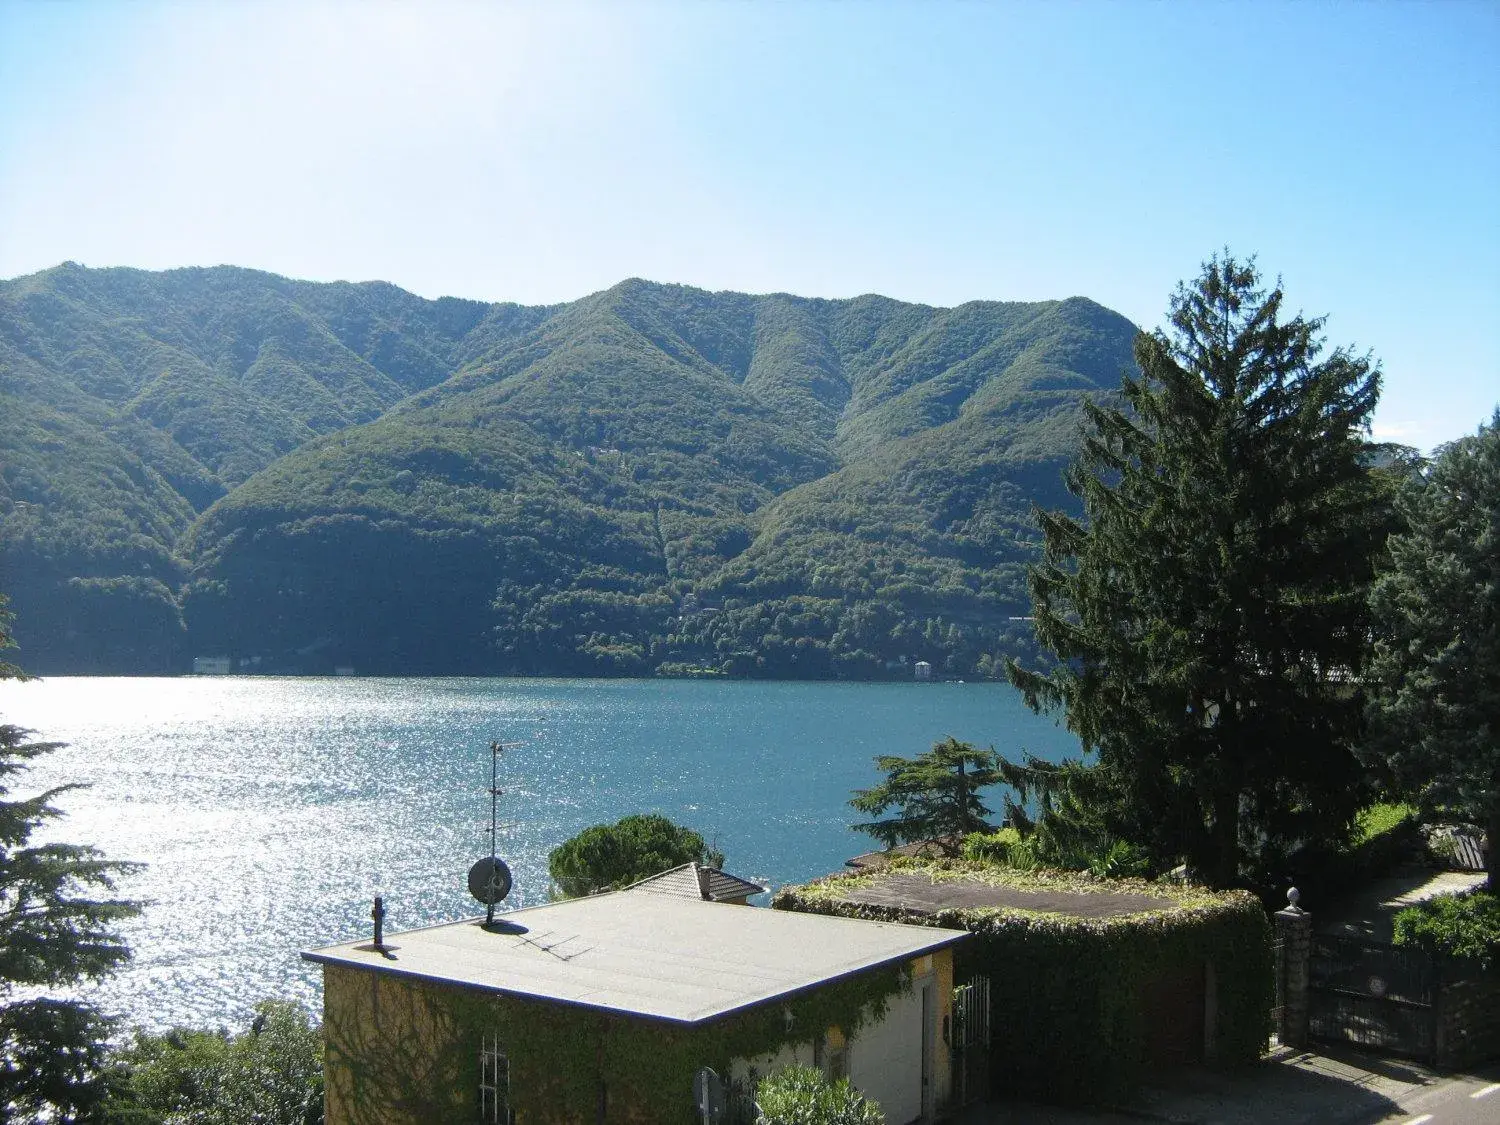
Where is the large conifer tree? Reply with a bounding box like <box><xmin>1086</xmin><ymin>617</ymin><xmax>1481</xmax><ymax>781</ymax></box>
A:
<box><xmin>850</xmin><ymin>737</ymin><xmax>999</xmax><ymax>853</ymax></box>
<box><xmin>1363</xmin><ymin>412</ymin><xmax>1499</xmax><ymax>890</ymax></box>
<box><xmin>1006</xmin><ymin>256</ymin><xmax>1387</xmax><ymax>888</ymax></box>
<box><xmin>0</xmin><ymin>594</ymin><xmax>140</xmax><ymax>1122</ymax></box>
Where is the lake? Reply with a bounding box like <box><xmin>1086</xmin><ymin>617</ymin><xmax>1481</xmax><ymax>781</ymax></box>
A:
<box><xmin>0</xmin><ymin>676</ymin><xmax>1079</xmax><ymax>1031</ymax></box>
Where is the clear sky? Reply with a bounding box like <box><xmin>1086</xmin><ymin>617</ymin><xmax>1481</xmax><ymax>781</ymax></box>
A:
<box><xmin>1</xmin><ymin>0</ymin><xmax>1495</xmax><ymax>451</ymax></box>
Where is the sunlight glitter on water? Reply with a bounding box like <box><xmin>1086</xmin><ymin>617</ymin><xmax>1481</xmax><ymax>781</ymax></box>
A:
<box><xmin>0</xmin><ymin>676</ymin><xmax>1077</xmax><ymax>1032</ymax></box>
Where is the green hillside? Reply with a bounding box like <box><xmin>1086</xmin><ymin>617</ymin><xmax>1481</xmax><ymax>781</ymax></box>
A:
<box><xmin>0</xmin><ymin>264</ymin><xmax>1140</xmax><ymax>675</ymax></box>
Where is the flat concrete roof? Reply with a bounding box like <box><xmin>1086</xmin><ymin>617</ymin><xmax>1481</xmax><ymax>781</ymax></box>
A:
<box><xmin>303</xmin><ymin>889</ymin><xmax>966</xmax><ymax>1026</ymax></box>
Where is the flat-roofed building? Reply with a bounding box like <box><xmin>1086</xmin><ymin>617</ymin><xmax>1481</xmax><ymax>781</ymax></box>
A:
<box><xmin>304</xmin><ymin>884</ymin><xmax>966</xmax><ymax>1124</ymax></box>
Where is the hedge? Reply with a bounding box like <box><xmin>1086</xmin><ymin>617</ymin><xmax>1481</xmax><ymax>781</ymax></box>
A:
<box><xmin>775</xmin><ymin>862</ymin><xmax>1271</xmax><ymax>1106</ymax></box>
<box><xmin>1393</xmin><ymin>891</ymin><xmax>1500</xmax><ymax>971</ymax></box>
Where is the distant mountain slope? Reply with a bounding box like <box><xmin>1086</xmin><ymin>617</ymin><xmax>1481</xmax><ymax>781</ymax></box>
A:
<box><xmin>0</xmin><ymin>264</ymin><xmax>1140</xmax><ymax>674</ymax></box>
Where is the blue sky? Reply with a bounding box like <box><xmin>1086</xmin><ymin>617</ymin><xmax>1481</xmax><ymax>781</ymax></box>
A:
<box><xmin>1</xmin><ymin>0</ymin><xmax>1495</xmax><ymax>451</ymax></box>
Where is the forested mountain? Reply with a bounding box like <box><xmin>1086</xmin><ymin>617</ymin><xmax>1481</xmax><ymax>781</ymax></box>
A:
<box><xmin>0</xmin><ymin>263</ymin><xmax>1140</xmax><ymax>675</ymax></box>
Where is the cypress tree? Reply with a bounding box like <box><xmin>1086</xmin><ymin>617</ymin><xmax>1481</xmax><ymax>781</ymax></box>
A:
<box><xmin>1006</xmin><ymin>255</ymin><xmax>1388</xmax><ymax>888</ymax></box>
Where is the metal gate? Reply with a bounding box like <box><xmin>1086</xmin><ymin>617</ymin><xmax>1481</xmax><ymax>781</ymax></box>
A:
<box><xmin>1308</xmin><ymin>933</ymin><xmax>1437</xmax><ymax>1062</ymax></box>
<box><xmin>950</xmin><ymin>976</ymin><xmax>991</xmax><ymax>1106</ymax></box>
<box><xmin>1269</xmin><ymin>931</ymin><xmax>1286</xmax><ymax>1047</ymax></box>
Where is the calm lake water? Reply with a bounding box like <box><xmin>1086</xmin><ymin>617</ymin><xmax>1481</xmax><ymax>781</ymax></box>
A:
<box><xmin>0</xmin><ymin>676</ymin><xmax>1079</xmax><ymax>1031</ymax></box>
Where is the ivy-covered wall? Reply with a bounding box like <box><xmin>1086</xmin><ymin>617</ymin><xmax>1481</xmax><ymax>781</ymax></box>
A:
<box><xmin>320</xmin><ymin>953</ymin><xmax>923</xmax><ymax>1125</ymax></box>
<box><xmin>776</xmin><ymin>863</ymin><xmax>1272</xmax><ymax>1106</ymax></box>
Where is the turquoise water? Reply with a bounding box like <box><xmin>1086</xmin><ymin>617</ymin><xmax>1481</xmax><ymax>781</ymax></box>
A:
<box><xmin>0</xmin><ymin>676</ymin><xmax>1078</xmax><ymax>1031</ymax></box>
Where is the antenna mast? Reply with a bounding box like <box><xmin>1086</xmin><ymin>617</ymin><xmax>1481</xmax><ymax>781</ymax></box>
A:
<box><xmin>488</xmin><ymin>740</ymin><xmax>502</xmax><ymax>866</ymax></box>
<box><xmin>485</xmin><ymin>740</ymin><xmax>502</xmax><ymax>925</ymax></box>
<box><xmin>468</xmin><ymin>739</ymin><xmax>515</xmax><ymax>927</ymax></box>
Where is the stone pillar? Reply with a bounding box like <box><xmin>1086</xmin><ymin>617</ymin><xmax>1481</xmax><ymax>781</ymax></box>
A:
<box><xmin>1275</xmin><ymin>887</ymin><xmax>1312</xmax><ymax>1049</ymax></box>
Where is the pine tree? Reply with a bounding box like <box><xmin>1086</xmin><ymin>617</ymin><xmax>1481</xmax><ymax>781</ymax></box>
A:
<box><xmin>850</xmin><ymin>737</ymin><xmax>999</xmax><ymax>853</ymax></box>
<box><xmin>1006</xmin><ymin>255</ymin><xmax>1389</xmax><ymax>888</ymax></box>
<box><xmin>1363</xmin><ymin>412</ymin><xmax>1500</xmax><ymax>890</ymax></box>
<box><xmin>0</xmin><ymin>594</ymin><xmax>140</xmax><ymax>1122</ymax></box>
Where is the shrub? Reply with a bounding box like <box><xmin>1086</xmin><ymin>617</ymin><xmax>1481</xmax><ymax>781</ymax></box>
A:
<box><xmin>961</xmin><ymin>828</ymin><xmax>1045</xmax><ymax>871</ymax></box>
<box><xmin>1088</xmin><ymin>839</ymin><xmax>1152</xmax><ymax>880</ymax></box>
<box><xmin>962</xmin><ymin>828</ymin><xmax>1022</xmax><ymax>864</ymax></box>
<box><xmin>1393</xmin><ymin>892</ymin><xmax>1500</xmax><ymax>970</ymax></box>
<box><xmin>965</xmin><ymin>827</ymin><xmax>1148</xmax><ymax>878</ymax></box>
<box><xmin>755</xmin><ymin>1064</ymin><xmax>884</xmax><ymax>1125</ymax></box>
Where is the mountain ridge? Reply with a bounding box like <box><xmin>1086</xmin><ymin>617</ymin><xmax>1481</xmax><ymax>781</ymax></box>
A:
<box><xmin>0</xmin><ymin>263</ymin><xmax>1141</xmax><ymax>675</ymax></box>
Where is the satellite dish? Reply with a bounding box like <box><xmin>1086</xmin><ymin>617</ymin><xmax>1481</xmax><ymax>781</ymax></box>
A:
<box><xmin>469</xmin><ymin>856</ymin><xmax>513</xmax><ymax>905</ymax></box>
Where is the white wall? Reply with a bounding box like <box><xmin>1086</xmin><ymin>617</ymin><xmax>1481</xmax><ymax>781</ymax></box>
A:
<box><xmin>729</xmin><ymin>1038</ymin><xmax>816</xmax><ymax>1094</ymax></box>
<box><xmin>848</xmin><ymin>980</ymin><xmax>926</xmax><ymax>1124</ymax></box>
<box><xmin>730</xmin><ymin>974</ymin><xmax>937</xmax><ymax>1124</ymax></box>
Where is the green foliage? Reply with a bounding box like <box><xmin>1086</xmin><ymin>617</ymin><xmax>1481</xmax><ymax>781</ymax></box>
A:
<box><xmin>324</xmin><ymin>965</ymin><xmax>907</xmax><ymax>1125</ymax></box>
<box><xmin>3</xmin><ymin>264</ymin><xmax>1139</xmax><ymax>676</ymax></box>
<box><xmin>754</xmin><ymin>1064</ymin><xmax>884</xmax><ymax>1125</ymax></box>
<box><xmin>1088</xmin><ymin>840</ymin><xmax>1153</xmax><ymax>880</ymax></box>
<box><xmin>962</xmin><ymin>827</ymin><xmax>1023</xmax><ymax>865</ymax></box>
<box><xmin>106</xmin><ymin>1000</ymin><xmax>324</xmax><ymax>1124</ymax></box>
<box><xmin>1283</xmin><ymin>802</ymin><xmax>1418</xmax><ymax>910</ymax></box>
<box><xmin>0</xmin><ymin>603</ymin><xmax>142</xmax><ymax>1123</ymax></box>
<box><xmin>1354</xmin><ymin>802</ymin><xmax>1419</xmax><ymax>845</ymax></box>
<box><xmin>1006</xmin><ymin>254</ymin><xmax>1390</xmax><ymax>889</ymax></box>
<box><xmin>1393</xmin><ymin>892</ymin><xmax>1500</xmax><ymax>970</ymax></box>
<box><xmin>993</xmin><ymin>755</ymin><xmax>1136</xmax><ymax>874</ymax></box>
<box><xmin>1362</xmin><ymin>412</ymin><xmax>1500</xmax><ymax>889</ymax></box>
<box><xmin>777</xmin><ymin>863</ymin><xmax>1271</xmax><ymax>1105</ymax></box>
<box><xmin>964</xmin><ymin>821</ymin><xmax>1150</xmax><ymax>879</ymax></box>
<box><xmin>547</xmin><ymin>814</ymin><xmax>724</xmax><ymax>898</ymax></box>
<box><xmin>0</xmin><ymin>595</ymin><xmax>21</xmax><ymax>682</ymax></box>
<box><xmin>850</xmin><ymin>738</ymin><xmax>999</xmax><ymax>853</ymax></box>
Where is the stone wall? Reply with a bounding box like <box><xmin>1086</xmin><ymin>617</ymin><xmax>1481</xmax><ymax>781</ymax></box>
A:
<box><xmin>1436</xmin><ymin>969</ymin><xmax>1500</xmax><ymax>1071</ymax></box>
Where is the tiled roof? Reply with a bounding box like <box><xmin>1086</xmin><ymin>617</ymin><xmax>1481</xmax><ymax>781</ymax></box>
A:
<box><xmin>844</xmin><ymin>839</ymin><xmax>958</xmax><ymax>870</ymax></box>
<box><xmin>625</xmin><ymin>862</ymin><xmax>765</xmax><ymax>902</ymax></box>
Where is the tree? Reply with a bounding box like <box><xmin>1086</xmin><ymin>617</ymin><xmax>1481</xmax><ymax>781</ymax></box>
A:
<box><xmin>0</xmin><ymin>593</ymin><xmax>141</xmax><ymax>1123</ymax></box>
<box><xmin>0</xmin><ymin>596</ymin><xmax>19</xmax><ymax>683</ymax></box>
<box><xmin>1363</xmin><ymin>412</ymin><xmax>1500</xmax><ymax>889</ymax></box>
<box><xmin>106</xmin><ymin>1000</ymin><xmax>324</xmax><ymax>1125</ymax></box>
<box><xmin>1005</xmin><ymin>255</ymin><xmax>1390</xmax><ymax>889</ymax></box>
<box><xmin>547</xmin><ymin>814</ymin><xmax>724</xmax><ymax>898</ymax></box>
<box><xmin>850</xmin><ymin>737</ymin><xmax>999</xmax><ymax>854</ymax></box>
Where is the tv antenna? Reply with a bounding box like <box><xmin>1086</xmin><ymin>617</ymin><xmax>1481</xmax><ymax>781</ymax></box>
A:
<box><xmin>468</xmin><ymin>739</ymin><xmax>515</xmax><ymax>926</ymax></box>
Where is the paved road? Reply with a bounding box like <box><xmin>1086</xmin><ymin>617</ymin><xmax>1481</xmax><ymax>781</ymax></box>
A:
<box><xmin>1317</xmin><ymin>867</ymin><xmax>1488</xmax><ymax>943</ymax></box>
<box><xmin>1366</xmin><ymin>1069</ymin><xmax>1500</xmax><ymax>1125</ymax></box>
<box><xmin>963</xmin><ymin>1049</ymin><xmax>1498</xmax><ymax>1125</ymax></box>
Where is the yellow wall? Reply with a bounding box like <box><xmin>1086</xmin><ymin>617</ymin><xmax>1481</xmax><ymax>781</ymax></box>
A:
<box><xmin>322</xmin><ymin>964</ymin><xmax>478</xmax><ymax>1125</ymax></box>
<box><xmin>927</xmin><ymin>948</ymin><xmax>955</xmax><ymax>1110</ymax></box>
<box><xmin>321</xmin><ymin>948</ymin><xmax>954</xmax><ymax>1125</ymax></box>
